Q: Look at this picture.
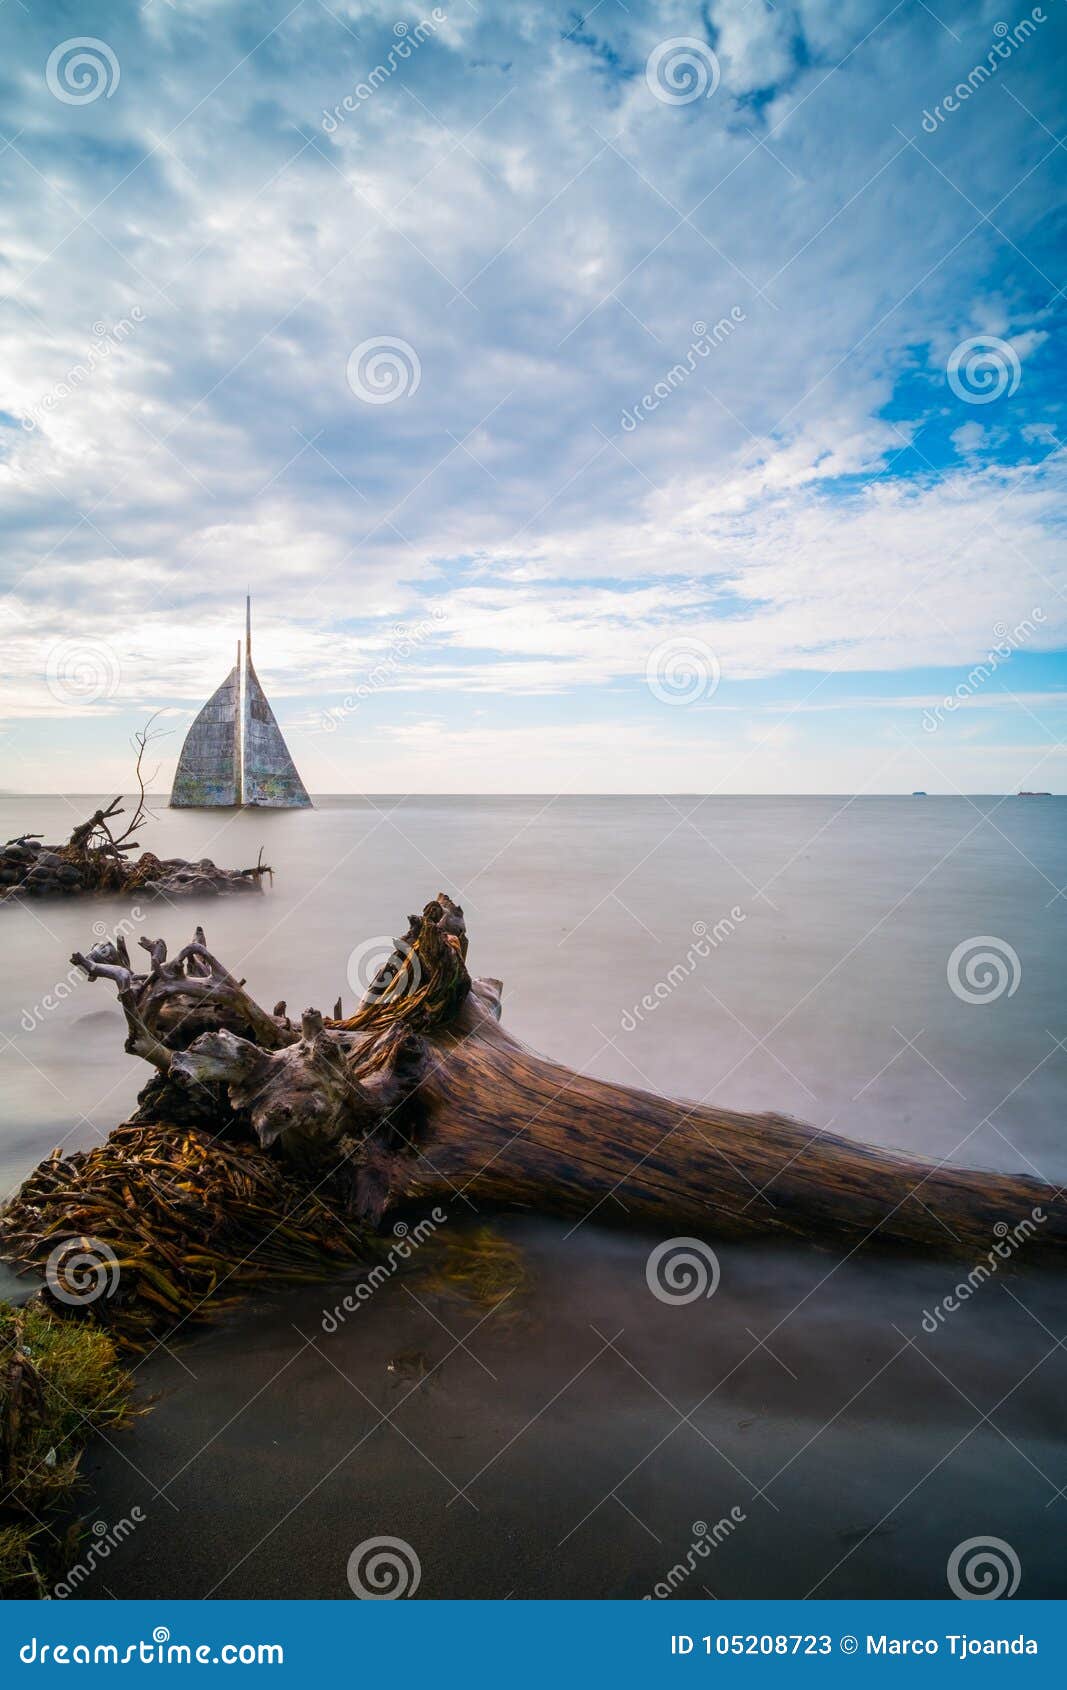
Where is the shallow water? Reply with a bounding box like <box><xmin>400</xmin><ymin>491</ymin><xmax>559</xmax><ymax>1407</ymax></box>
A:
<box><xmin>1</xmin><ymin>794</ymin><xmax>1065</xmax><ymax>1597</ymax></box>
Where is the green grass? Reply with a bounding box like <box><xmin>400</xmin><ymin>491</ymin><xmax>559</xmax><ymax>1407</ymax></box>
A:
<box><xmin>0</xmin><ymin>1299</ymin><xmax>138</xmax><ymax>1596</ymax></box>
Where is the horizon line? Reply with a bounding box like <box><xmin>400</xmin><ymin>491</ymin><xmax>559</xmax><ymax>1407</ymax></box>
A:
<box><xmin>3</xmin><ymin>791</ymin><xmax>1060</xmax><ymax>801</ymax></box>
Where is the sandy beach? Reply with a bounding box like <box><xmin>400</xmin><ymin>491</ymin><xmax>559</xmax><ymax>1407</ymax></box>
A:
<box><xmin>69</xmin><ymin>1216</ymin><xmax>1067</xmax><ymax>1600</ymax></box>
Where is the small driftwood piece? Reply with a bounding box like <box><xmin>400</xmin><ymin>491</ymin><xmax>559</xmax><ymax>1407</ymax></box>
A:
<box><xmin>0</xmin><ymin>807</ymin><xmax>271</xmax><ymax>904</ymax></box>
<box><xmin>40</xmin><ymin>896</ymin><xmax>1067</xmax><ymax>1261</ymax></box>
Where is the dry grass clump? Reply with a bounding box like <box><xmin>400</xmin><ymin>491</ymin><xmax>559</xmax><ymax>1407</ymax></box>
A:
<box><xmin>1</xmin><ymin>1122</ymin><xmax>370</xmax><ymax>1350</ymax></box>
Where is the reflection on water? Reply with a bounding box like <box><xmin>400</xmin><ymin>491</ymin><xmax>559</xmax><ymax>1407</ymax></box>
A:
<box><xmin>1</xmin><ymin>795</ymin><xmax>1065</xmax><ymax>1597</ymax></box>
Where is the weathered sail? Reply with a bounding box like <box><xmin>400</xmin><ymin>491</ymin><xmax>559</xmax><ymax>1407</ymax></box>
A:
<box><xmin>170</xmin><ymin>601</ymin><xmax>311</xmax><ymax>809</ymax></box>
<box><xmin>170</xmin><ymin>663</ymin><xmax>240</xmax><ymax>807</ymax></box>
<box><xmin>242</xmin><ymin>659</ymin><xmax>311</xmax><ymax>807</ymax></box>
<box><xmin>240</xmin><ymin>596</ymin><xmax>311</xmax><ymax>808</ymax></box>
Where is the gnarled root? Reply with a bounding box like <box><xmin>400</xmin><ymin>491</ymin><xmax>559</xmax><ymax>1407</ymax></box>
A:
<box><xmin>71</xmin><ymin>926</ymin><xmax>292</xmax><ymax>1076</ymax></box>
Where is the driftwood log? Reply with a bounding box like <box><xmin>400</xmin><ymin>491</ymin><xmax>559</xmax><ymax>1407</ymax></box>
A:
<box><xmin>0</xmin><ymin>803</ymin><xmax>271</xmax><ymax>903</ymax></box>
<box><xmin>12</xmin><ymin>894</ymin><xmax>1061</xmax><ymax>1266</ymax></box>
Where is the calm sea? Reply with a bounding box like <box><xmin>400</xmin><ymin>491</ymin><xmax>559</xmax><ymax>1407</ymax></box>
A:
<box><xmin>1</xmin><ymin>794</ymin><xmax>1065</xmax><ymax>1597</ymax></box>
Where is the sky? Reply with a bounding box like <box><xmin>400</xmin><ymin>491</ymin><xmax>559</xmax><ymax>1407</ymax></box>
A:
<box><xmin>0</xmin><ymin>0</ymin><xmax>1065</xmax><ymax>794</ymax></box>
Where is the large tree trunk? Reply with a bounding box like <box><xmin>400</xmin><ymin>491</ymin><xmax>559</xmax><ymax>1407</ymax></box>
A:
<box><xmin>394</xmin><ymin>984</ymin><xmax>1061</xmax><ymax>1254</ymax></box>
<box><xmin>29</xmin><ymin>893</ymin><xmax>1062</xmax><ymax>1268</ymax></box>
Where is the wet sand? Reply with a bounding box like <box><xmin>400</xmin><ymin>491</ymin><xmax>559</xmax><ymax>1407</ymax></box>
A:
<box><xmin>71</xmin><ymin>1217</ymin><xmax>1067</xmax><ymax>1600</ymax></box>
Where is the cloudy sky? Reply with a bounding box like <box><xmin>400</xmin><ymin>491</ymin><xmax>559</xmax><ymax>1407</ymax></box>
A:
<box><xmin>1</xmin><ymin>0</ymin><xmax>1064</xmax><ymax>793</ymax></box>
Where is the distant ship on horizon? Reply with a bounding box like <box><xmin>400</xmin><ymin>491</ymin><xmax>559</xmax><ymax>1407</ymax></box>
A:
<box><xmin>170</xmin><ymin>599</ymin><xmax>311</xmax><ymax>809</ymax></box>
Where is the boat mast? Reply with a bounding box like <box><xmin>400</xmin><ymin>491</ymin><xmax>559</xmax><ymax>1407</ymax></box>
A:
<box><xmin>240</xmin><ymin>594</ymin><xmax>251</xmax><ymax>801</ymax></box>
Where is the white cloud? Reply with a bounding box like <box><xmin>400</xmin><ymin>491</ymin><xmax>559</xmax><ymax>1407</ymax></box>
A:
<box><xmin>0</xmin><ymin>0</ymin><xmax>1063</xmax><ymax>789</ymax></box>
